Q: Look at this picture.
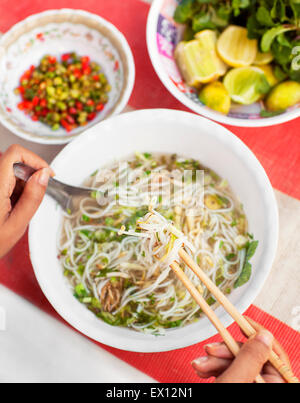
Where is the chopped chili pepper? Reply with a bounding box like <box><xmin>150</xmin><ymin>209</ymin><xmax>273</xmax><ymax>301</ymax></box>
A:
<box><xmin>66</xmin><ymin>115</ymin><xmax>75</xmax><ymax>124</ymax></box>
<box><xmin>15</xmin><ymin>52</ymin><xmax>110</xmax><ymax>133</ymax></box>
<box><xmin>61</xmin><ymin>119</ymin><xmax>72</xmax><ymax>132</ymax></box>
<box><xmin>40</xmin><ymin>99</ymin><xmax>47</xmax><ymax>108</ymax></box>
<box><xmin>81</xmin><ymin>56</ymin><xmax>90</xmax><ymax>66</ymax></box>
<box><xmin>48</xmin><ymin>56</ymin><xmax>57</xmax><ymax>64</ymax></box>
<box><xmin>82</xmin><ymin>66</ymin><xmax>91</xmax><ymax>75</ymax></box>
<box><xmin>87</xmin><ymin>112</ymin><xmax>96</xmax><ymax>121</ymax></box>
<box><xmin>69</xmin><ymin>107</ymin><xmax>77</xmax><ymax>115</ymax></box>
<box><xmin>96</xmin><ymin>103</ymin><xmax>104</xmax><ymax>111</ymax></box>
<box><xmin>32</xmin><ymin>96</ymin><xmax>40</xmax><ymax>107</ymax></box>
<box><xmin>61</xmin><ymin>53</ymin><xmax>71</xmax><ymax>62</ymax></box>
<box><xmin>76</xmin><ymin>101</ymin><xmax>83</xmax><ymax>111</ymax></box>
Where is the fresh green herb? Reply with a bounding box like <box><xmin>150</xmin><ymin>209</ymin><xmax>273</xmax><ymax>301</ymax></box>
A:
<box><xmin>234</xmin><ymin>240</ymin><xmax>259</xmax><ymax>288</ymax></box>
<box><xmin>174</xmin><ymin>0</ymin><xmax>300</xmax><ymax>81</ymax></box>
<box><xmin>226</xmin><ymin>253</ymin><xmax>237</xmax><ymax>261</ymax></box>
<box><xmin>80</xmin><ymin>229</ymin><xmax>91</xmax><ymax>238</ymax></box>
<box><xmin>105</xmin><ymin>217</ymin><xmax>115</xmax><ymax>226</ymax></box>
<box><xmin>82</xmin><ymin>214</ymin><xmax>90</xmax><ymax>222</ymax></box>
<box><xmin>206</xmin><ymin>297</ymin><xmax>216</xmax><ymax>306</ymax></box>
<box><xmin>74</xmin><ymin>283</ymin><xmax>89</xmax><ymax>299</ymax></box>
<box><xmin>77</xmin><ymin>265</ymin><xmax>85</xmax><ymax>276</ymax></box>
<box><xmin>97</xmin><ymin>268</ymin><xmax>114</xmax><ymax>277</ymax></box>
<box><xmin>167</xmin><ymin>320</ymin><xmax>182</xmax><ymax>328</ymax></box>
<box><xmin>90</xmin><ymin>169</ymin><xmax>99</xmax><ymax>177</ymax></box>
<box><xmin>246</xmin><ymin>240</ymin><xmax>259</xmax><ymax>260</ymax></box>
<box><xmin>91</xmin><ymin>190</ymin><xmax>100</xmax><ymax>199</ymax></box>
<box><xmin>260</xmin><ymin>109</ymin><xmax>286</xmax><ymax>117</ymax></box>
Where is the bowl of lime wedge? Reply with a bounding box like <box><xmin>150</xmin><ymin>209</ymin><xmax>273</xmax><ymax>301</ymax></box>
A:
<box><xmin>147</xmin><ymin>0</ymin><xmax>300</xmax><ymax>127</ymax></box>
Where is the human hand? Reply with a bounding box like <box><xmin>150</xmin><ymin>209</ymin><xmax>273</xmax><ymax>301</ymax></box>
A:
<box><xmin>191</xmin><ymin>317</ymin><xmax>291</xmax><ymax>383</ymax></box>
<box><xmin>0</xmin><ymin>144</ymin><xmax>54</xmax><ymax>258</ymax></box>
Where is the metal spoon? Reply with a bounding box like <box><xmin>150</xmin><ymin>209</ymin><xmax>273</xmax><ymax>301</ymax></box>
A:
<box><xmin>13</xmin><ymin>162</ymin><xmax>99</xmax><ymax>213</ymax></box>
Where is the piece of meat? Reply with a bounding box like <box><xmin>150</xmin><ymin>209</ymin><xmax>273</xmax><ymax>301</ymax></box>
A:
<box><xmin>100</xmin><ymin>280</ymin><xmax>123</xmax><ymax>313</ymax></box>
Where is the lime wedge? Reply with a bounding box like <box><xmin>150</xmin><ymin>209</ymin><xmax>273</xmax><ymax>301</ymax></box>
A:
<box><xmin>266</xmin><ymin>81</ymin><xmax>300</xmax><ymax>111</ymax></box>
<box><xmin>175</xmin><ymin>30</ymin><xmax>227</xmax><ymax>87</ymax></box>
<box><xmin>199</xmin><ymin>82</ymin><xmax>231</xmax><ymax>115</ymax></box>
<box><xmin>223</xmin><ymin>67</ymin><xmax>271</xmax><ymax>105</ymax></box>
<box><xmin>255</xmin><ymin>65</ymin><xmax>279</xmax><ymax>87</ymax></box>
<box><xmin>195</xmin><ymin>30</ymin><xmax>228</xmax><ymax>76</ymax></box>
<box><xmin>217</xmin><ymin>26</ymin><xmax>258</xmax><ymax>68</ymax></box>
<box><xmin>254</xmin><ymin>50</ymin><xmax>274</xmax><ymax>65</ymax></box>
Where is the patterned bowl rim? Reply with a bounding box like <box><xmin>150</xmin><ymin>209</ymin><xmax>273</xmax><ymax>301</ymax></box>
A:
<box><xmin>146</xmin><ymin>0</ymin><xmax>300</xmax><ymax>128</ymax></box>
<box><xmin>0</xmin><ymin>8</ymin><xmax>135</xmax><ymax>144</ymax></box>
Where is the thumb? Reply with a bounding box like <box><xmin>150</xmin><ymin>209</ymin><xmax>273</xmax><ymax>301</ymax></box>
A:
<box><xmin>216</xmin><ymin>329</ymin><xmax>274</xmax><ymax>383</ymax></box>
<box><xmin>6</xmin><ymin>168</ymin><xmax>51</xmax><ymax>236</ymax></box>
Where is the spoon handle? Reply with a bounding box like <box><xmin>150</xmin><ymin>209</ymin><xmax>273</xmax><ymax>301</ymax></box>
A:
<box><xmin>13</xmin><ymin>163</ymin><xmax>72</xmax><ymax>212</ymax></box>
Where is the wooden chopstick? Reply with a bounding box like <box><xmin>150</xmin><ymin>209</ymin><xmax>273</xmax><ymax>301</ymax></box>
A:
<box><xmin>178</xmin><ymin>248</ymin><xmax>299</xmax><ymax>384</ymax></box>
<box><xmin>169</xmin><ymin>261</ymin><xmax>265</xmax><ymax>384</ymax></box>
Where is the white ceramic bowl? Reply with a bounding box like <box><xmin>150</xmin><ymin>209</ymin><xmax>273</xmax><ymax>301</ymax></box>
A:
<box><xmin>0</xmin><ymin>9</ymin><xmax>135</xmax><ymax>144</ymax></box>
<box><xmin>147</xmin><ymin>0</ymin><xmax>300</xmax><ymax>127</ymax></box>
<box><xmin>29</xmin><ymin>109</ymin><xmax>278</xmax><ymax>352</ymax></box>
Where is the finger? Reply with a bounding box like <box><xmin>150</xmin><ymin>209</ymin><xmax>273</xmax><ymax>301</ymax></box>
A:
<box><xmin>3</xmin><ymin>168</ymin><xmax>51</xmax><ymax>240</ymax></box>
<box><xmin>244</xmin><ymin>316</ymin><xmax>291</xmax><ymax>377</ymax></box>
<box><xmin>204</xmin><ymin>342</ymin><xmax>243</xmax><ymax>359</ymax></box>
<box><xmin>2</xmin><ymin>144</ymin><xmax>50</xmax><ymax>172</ymax></box>
<box><xmin>215</xmin><ymin>329</ymin><xmax>274</xmax><ymax>383</ymax></box>
<box><xmin>192</xmin><ymin>356</ymin><xmax>232</xmax><ymax>379</ymax></box>
<box><xmin>0</xmin><ymin>144</ymin><xmax>54</xmax><ymax>198</ymax></box>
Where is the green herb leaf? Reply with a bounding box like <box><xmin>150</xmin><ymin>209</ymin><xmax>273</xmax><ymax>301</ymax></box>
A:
<box><xmin>261</xmin><ymin>25</ymin><xmax>295</xmax><ymax>52</ymax></box>
<box><xmin>234</xmin><ymin>261</ymin><xmax>252</xmax><ymax>288</ymax></box>
<box><xmin>246</xmin><ymin>240</ymin><xmax>259</xmax><ymax>260</ymax></box>
<box><xmin>234</xmin><ymin>239</ymin><xmax>259</xmax><ymax>289</ymax></box>
<box><xmin>174</xmin><ymin>0</ymin><xmax>197</xmax><ymax>24</ymax></box>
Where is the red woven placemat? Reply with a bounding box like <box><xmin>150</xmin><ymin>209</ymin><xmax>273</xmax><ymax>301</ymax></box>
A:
<box><xmin>0</xmin><ymin>0</ymin><xmax>299</xmax><ymax>382</ymax></box>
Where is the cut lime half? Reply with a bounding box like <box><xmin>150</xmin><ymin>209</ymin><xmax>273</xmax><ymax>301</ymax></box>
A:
<box><xmin>223</xmin><ymin>67</ymin><xmax>270</xmax><ymax>105</ymax></box>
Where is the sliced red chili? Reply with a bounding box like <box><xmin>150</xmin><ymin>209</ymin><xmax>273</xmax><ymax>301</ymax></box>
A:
<box><xmin>87</xmin><ymin>112</ymin><xmax>96</xmax><ymax>121</ymax></box>
<box><xmin>73</xmin><ymin>68</ymin><xmax>82</xmax><ymax>79</ymax></box>
<box><xmin>96</xmin><ymin>103</ymin><xmax>104</xmax><ymax>111</ymax></box>
<box><xmin>32</xmin><ymin>96</ymin><xmax>40</xmax><ymax>107</ymax></box>
<box><xmin>82</xmin><ymin>66</ymin><xmax>91</xmax><ymax>75</ymax></box>
<box><xmin>61</xmin><ymin>119</ymin><xmax>72</xmax><ymax>132</ymax></box>
<box><xmin>48</xmin><ymin>56</ymin><xmax>57</xmax><ymax>64</ymax></box>
<box><xmin>76</xmin><ymin>101</ymin><xmax>83</xmax><ymax>110</ymax></box>
<box><xmin>66</xmin><ymin>115</ymin><xmax>75</xmax><ymax>124</ymax></box>
<box><xmin>69</xmin><ymin>107</ymin><xmax>77</xmax><ymax>115</ymax></box>
<box><xmin>61</xmin><ymin>53</ymin><xmax>71</xmax><ymax>62</ymax></box>
<box><xmin>40</xmin><ymin>99</ymin><xmax>47</xmax><ymax>108</ymax></box>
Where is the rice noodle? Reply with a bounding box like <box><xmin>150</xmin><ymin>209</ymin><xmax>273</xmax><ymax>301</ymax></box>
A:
<box><xmin>59</xmin><ymin>153</ymin><xmax>254</xmax><ymax>335</ymax></box>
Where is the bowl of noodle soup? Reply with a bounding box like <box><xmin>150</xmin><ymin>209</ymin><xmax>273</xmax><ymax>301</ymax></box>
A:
<box><xmin>29</xmin><ymin>109</ymin><xmax>278</xmax><ymax>352</ymax></box>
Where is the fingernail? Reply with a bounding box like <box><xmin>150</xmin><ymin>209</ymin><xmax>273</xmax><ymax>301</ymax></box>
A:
<box><xmin>205</xmin><ymin>342</ymin><xmax>222</xmax><ymax>349</ymax></box>
<box><xmin>191</xmin><ymin>356</ymin><xmax>208</xmax><ymax>366</ymax></box>
<box><xmin>256</xmin><ymin>329</ymin><xmax>274</xmax><ymax>348</ymax></box>
<box><xmin>38</xmin><ymin>168</ymin><xmax>50</xmax><ymax>186</ymax></box>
